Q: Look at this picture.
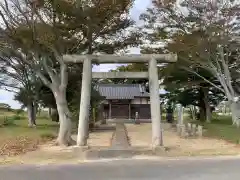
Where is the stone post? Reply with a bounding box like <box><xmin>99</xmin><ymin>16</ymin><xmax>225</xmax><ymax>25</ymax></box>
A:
<box><xmin>177</xmin><ymin>124</ymin><xmax>183</xmax><ymax>136</ymax></box>
<box><xmin>192</xmin><ymin>124</ymin><xmax>197</xmax><ymax>136</ymax></box>
<box><xmin>148</xmin><ymin>57</ymin><xmax>162</xmax><ymax>147</ymax></box>
<box><xmin>77</xmin><ymin>59</ymin><xmax>92</xmax><ymax>146</ymax></box>
<box><xmin>180</xmin><ymin>125</ymin><xmax>186</xmax><ymax>138</ymax></box>
<box><xmin>187</xmin><ymin>123</ymin><xmax>192</xmax><ymax>137</ymax></box>
<box><xmin>177</xmin><ymin>104</ymin><xmax>183</xmax><ymax>125</ymax></box>
<box><xmin>177</xmin><ymin>104</ymin><xmax>183</xmax><ymax>133</ymax></box>
<box><xmin>197</xmin><ymin>125</ymin><xmax>203</xmax><ymax>137</ymax></box>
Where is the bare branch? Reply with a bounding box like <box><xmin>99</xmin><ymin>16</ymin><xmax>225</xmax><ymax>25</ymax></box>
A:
<box><xmin>35</xmin><ymin>70</ymin><xmax>51</xmax><ymax>88</ymax></box>
<box><xmin>181</xmin><ymin>66</ymin><xmax>225</xmax><ymax>92</ymax></box>
<box><xmin>42</xmin><ymin>57</ymin><xmax>58</xmax><ymax>83</ymax></box>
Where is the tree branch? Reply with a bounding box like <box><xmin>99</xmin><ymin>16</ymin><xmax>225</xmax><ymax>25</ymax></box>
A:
<box><xmin>42</xmin><ymin>57</ymin><xmax>58</xmax><ymax>83</ymax></box>
<box><xmin>60</xmin><ymin>63</ymin><xmax>68</xmax><ymax>90</ymax></box>
<box><xmin>181</xmin><ymin>66</ymin><xmax>225</xmax><ymax>92</ymax></box>
<box><xmin>35</xmin><ymin>70</ymin><xmax>52</xmax><ymax>89</ymax></box>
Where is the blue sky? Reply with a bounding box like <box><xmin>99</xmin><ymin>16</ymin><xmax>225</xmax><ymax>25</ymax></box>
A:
<box><xmin>0</xmin><ymin>0</ymin><xmax>152</xmax><ymax>109</ymax></box>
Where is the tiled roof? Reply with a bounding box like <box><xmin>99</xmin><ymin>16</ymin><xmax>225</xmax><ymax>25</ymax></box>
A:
<box><xmin>96</xmin><ymin>84</ymin><xmax>150</xmax><ymax>99</ymax></box>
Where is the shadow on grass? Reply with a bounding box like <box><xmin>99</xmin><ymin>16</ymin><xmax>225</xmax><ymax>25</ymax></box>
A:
<box><xmin>210</xmin><ymin>115</ymin><xmax>233</xmax><ymax>125</ymax></box>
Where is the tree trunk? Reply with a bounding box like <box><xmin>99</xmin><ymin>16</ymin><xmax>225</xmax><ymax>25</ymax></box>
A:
<box><xmin>199</xmin><ymin>88</ymin><xmax>206</xmax><ymax>122</ymax></box>
<box><xmin>27</xmin><ymin>102</ymin><xmax>36</xmax><ymax>127</ymax></box>
<box><xmin>37</xmin><ymin>57</ymin><xmax>74</xmax><ymax>145</ymax></box>
<box><xmin>230</xmin><ymin>102</ymin><xmax>240</xmax><ymax>127</ymax></box>
<box><xmin>203</xmin><ymin>88</ymin><xmax>212</xmax><ymax>123</ymax></box>
<box><xmin>166</xmin><ymin>107</ymin><xmax>174</xmax><ymax>123</ymax></box>
<box><xmin>48</xmin><ymin>107</ymin><xmax>51</xmax><ymax>118</ymax></box>
<box><xmin>54</xmin><ymin>90</ymin><xmax>75</xmax><ymax>146</ymax></box>
<box><xmin>50</xmin><ymin>107</ymin><xmax>59</xmax><ymax>122</ymax></box>
<box><xmin>199</xmin><ymin>107</ymin><xmax>206</xmax><ymax>122</ymax></box>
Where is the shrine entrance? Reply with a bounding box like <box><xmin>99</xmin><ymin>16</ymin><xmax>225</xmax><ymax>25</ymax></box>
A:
<box><xmin>63</xmin><ymin>54</ymin><xmax>177</xmax><ymax>148</ymax></box>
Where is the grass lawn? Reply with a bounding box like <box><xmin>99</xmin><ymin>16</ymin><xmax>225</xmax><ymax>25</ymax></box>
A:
<box><xmin>190</xmin><ymin>114</ymin><xmax>240</xmax><ymax>144</ymax></box>
<box><xmin>0</xmin><ymin>110</ymin><xmax>59</xmax><ymax>156</ymax></box>
<box><xmin>0</xmin><ymin>118</ymin><xmax>58</xmax><ymax>138</ymax></box>
<box><xmin>204</xmin><ymin>123</ymin><xmax>240</xmax><ymax>144</ymax></box>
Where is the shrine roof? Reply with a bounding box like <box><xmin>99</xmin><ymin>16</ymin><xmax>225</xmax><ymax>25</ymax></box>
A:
<box><xmin>96</xmin><ymin>84</ymin><xmax>150</xmax><ymax>100</ymax></box>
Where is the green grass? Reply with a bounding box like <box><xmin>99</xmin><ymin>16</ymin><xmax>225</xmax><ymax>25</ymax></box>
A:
<box><xmin>204</xmin><ymin>123</ymin><xmax>240</xmax><ymax>144</ymax></box>
<box><xmin>190</xmin><ymin>114</ymin><xmax>240</xmax><ymax>144</ymax></box>
<box><xmin>0</xmin><ymin>111</ymin><xmax>59</xmax><ymax>140</ymax></box>
<box><xmin>0</xmin><ymin>119</ymin><xmax>58</xmax><ymax>138</ymax></box>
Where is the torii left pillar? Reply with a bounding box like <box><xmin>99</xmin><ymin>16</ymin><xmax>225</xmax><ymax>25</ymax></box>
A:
<box><xmin>77</xmin><ymin>59</ymin><xmax>92</xmax><ymax>146</ymax></box>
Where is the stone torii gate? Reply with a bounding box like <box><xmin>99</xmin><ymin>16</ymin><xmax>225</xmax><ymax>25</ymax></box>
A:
<box><xmin>63</xmin><ymin>54</ymin><xmax>177</xmax><ymax>148</ymax></box>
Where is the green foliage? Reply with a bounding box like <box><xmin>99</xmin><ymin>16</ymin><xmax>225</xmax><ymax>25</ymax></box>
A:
<box><xmin>69</xmin><ymin>82</ymin><xmax>103</xmax><ymax>123</ymax></box>
<box><xmin>14</xmin><ymin>88</ymin><xmax>34</xmax><ymax>107</ymax></box>
<box><xmin>1</xmin><ymin>0</ymin><xmax>138</xmax><ymax>56</ymax></box>
<box><xmin>15</xmin><ymin>109</ymin><xmax>25</xmax><ymax>115</ymax></box>
<box><xmin>139</xmin><ymin>1</ymin><xmax>234</xmax><ymax>114</ymax></box>
<box><xmin>0</xmin><ymin>0</ymin><xmax>141</xmax><ymax>141</ymax></box>
<box><xmin>107</xmin><ymin>63</ymin><xmax>148</xmax><ymax>84</ymax></box>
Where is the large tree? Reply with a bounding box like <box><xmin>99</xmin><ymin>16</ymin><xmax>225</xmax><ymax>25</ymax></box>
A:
<box><xmin>0</xmin><ymin>47</ymin><xmax>40</xmax><ymax>126</ymax></box>
<box><xmin>162</xmin><ymin>65</ymin><xmax>225</xmax><ymax>122</ymax></box>
<box><xmin>140</xmin><ymin>0</ymin><xmax>240</xmax><ymax>126</ymax></box>
<box><xmin>0</xmin><ymin>0</ymin><xmax>139</xmax><ymax>145</ymax></box>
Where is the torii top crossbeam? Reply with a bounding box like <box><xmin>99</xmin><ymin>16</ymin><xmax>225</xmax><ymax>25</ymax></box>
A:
<box><xmin>63</xmin><ymin>54</ymin><xmax>177</xmax><ymax>63</ymax></box>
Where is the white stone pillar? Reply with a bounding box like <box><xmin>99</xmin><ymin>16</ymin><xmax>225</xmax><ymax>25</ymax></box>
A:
<box><xmin>77</xmin><ymin>59</ymin><xmax>92</xmax><ymax>146</ymax></box>
<box><xmin>177</xmin><ymin>104</ymin><xmax>183</xmax><ymax>125</ymax></box>
<box><xmin>148</xmin><ymin>57</ymin><xmax>162</xmax><ymax>147</ymax></box>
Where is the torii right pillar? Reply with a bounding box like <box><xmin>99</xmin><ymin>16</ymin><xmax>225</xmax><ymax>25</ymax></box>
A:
<box><xmin>148</xmin><ymin>57</ymin><xmax>163</xmax><ymax>147</ymax></box>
